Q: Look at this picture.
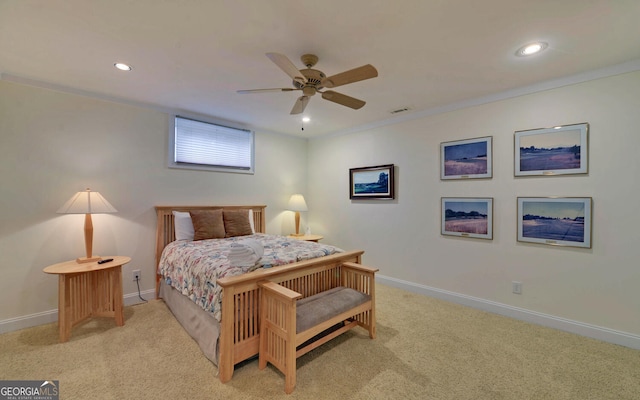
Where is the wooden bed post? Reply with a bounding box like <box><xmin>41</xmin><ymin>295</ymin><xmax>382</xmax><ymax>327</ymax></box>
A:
<box><xmin>218</xmin><ymin>284</ymin><xmax>236</xmax><ymax>383</ymax></box>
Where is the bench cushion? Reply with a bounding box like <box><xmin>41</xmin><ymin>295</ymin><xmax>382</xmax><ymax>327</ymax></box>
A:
<box><xmin>296</xmin><ymin>286</ymin><xmax>370</xmax><ymax>333</ymax></box>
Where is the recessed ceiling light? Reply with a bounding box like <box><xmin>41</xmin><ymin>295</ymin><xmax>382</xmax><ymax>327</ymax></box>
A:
<box><xmin>515</xmin><ymin>42</ymin><xmax>548</xmax><ymax>57</ymax></box>
<box><xmin>114</xmin><ymin>62</ymin><xmax>132</xmax><ymax>71</ymax></box>
<box><xmin>302</xmin><ymin>117</ymin><xmax>310</xmax><ymax>123</ymax></box>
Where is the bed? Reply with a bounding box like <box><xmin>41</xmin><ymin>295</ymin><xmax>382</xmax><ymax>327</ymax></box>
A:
<box><xmin>154</xmin><ymin>205</ymin><xmax>364</xmax><ymax>383</ymax></box>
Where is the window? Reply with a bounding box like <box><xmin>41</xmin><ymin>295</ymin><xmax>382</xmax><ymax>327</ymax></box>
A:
<box><xmin>169</xmin><ymin>116</ymin><xmax>254</xmax><ymax>173</ymax></box>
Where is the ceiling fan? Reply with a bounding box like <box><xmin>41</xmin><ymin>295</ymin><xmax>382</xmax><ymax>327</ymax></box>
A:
<box><xmin>237</xmin><ymin>53</ymin><xmax>378</xmax><ymax>115</ymax></box>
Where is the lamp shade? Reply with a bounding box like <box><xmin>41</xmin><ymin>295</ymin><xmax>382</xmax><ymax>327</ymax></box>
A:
<box><xmin>57</xmin><ymin>188</ymin><xmax>117</xmax><ymax>263</ymax></box>
<box><xmin>287</xmin><ymin>194</ymin><xmax>308</xmax><ymax>212</ymax></box>
<box><xmin>57</xmin><ymin>188</ymin><xmax>117</xmax><ymax>214</ymax></box>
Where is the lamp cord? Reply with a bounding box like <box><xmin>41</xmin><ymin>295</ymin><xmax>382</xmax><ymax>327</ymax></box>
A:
<box><xmin>135</xmin><ymin>277</ymin><xmax>147</xmax><ymax>303</ymax></box>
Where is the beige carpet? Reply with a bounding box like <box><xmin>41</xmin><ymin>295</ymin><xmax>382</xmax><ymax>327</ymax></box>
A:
<box><xmin>1</xmin><ymin>284</ymin><xmax>639</xmax><ymax>399</ymax></box>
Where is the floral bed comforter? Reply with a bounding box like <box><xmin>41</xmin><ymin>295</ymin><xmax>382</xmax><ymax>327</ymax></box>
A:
<box><xmin>158</xmin><ymin>233</ymin><xmax>343</xmax><ymax>321</ymax></box>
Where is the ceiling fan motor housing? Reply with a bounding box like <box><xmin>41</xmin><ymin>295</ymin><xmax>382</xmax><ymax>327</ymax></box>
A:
<box><xmin>293</xmin><ymin>68</ymin><xmax>326</xmax><ymax>92</ymax></box>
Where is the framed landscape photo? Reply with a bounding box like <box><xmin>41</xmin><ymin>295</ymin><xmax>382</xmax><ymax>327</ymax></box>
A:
<box><xmin>441</xmin><ymin>197</ymin><xmax>493</xmax><ymax>240</ymax></box>
<box><xmin>515</xmin><ymin>123</ymin><xmax>588</xmax><ymax>176</ymax></box>
<box><xmin>441</xmin><ymin>136</ymin><xmax>492</xmax><ymax>180</ymax></box>
<box><xmin>517</xmin><ymin>197</ymin><xmax>592</xmax><ymax>248</ymax></box>
<box><xmin>349</xmin><ymin>164</ymin><xmax>395</xmax><ymax>199</ymax></box>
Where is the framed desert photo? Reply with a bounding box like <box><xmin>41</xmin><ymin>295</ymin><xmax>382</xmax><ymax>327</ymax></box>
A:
<box><xmin>515</xmin><ymin>123</ymin><xmax>588</xmax><ymax>176</ymax></box>
<box><xmin>441</xmin><ymin>136</ymin><xmax>492</xmax><ymax>180</ymax></box>
<box><xmin>517</xmin><ymin>197</ymin><xmax>592</xmax><ymax>248</ymax></box>
<box><xmin>441</xmin><ymin>197</ymin><xmax>493</xmax><ymax>240</ymax></box>
<box><xmin>349</xmin><ymin>164</ymin><xmax>395</xmax><ymax>199</ymax></box>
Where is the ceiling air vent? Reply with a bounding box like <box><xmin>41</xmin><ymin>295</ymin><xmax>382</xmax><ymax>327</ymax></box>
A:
<box><xmin>390</xmin><ymin>107</ymin><xmax>411</xmax><ymax>115</ymax></box>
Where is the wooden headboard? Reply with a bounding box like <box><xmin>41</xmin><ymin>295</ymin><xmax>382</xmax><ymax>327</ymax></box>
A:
<box><xmin>154</xmin><ymin>204</ymin><xmax>266</xmax><ymax>272</ymax></box>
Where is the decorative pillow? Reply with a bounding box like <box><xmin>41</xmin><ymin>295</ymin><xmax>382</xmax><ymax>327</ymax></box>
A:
<box><xmin>223</xmin><ymin>209</ymin><xmax>254</xmax><ymax>237</ymax></box>
<box><xmin>189</xmin><ymin>209</ymin><xmax>226</xmax><ymax>240</ymax></box>
<box><xmin>172</xmin><ymin>211</ymin><xmax>195</xmax><ymax>241</ymax></box>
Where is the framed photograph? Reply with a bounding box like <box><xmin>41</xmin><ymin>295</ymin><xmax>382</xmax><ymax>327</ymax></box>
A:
<box><xmin>349</xmin><ymin>164</ymin><xmax>395</xmax><ymax>199</ymax></box>
<box><xmin>441</xmin><ymin>197</ymin><xmax>493</xmax><ymax>240</ymax></box>
<box><xmin>517</xmin><ymin>197</ymin><xmax>592</xmax><ymax>248</ymax></box>
<box><xmin>515</xmin><ymin>123</ymin><xmax>588</xmax><ymax>176</ymax></box>
<box><xmin>441</xmin><ymin>136</ymin><xmax>492</xmax><ymax>180</ymax></box>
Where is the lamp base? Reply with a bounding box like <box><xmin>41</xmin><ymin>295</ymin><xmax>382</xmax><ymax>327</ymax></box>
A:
<box><xmin>289</xmin><ymin>233</ymin><xmax>305</xmax><ymax>237</ymax></box>
<box><xmin>76</xmin><ymin>256</ymin><xmax>101</xmax><ymax>264</ymax></box>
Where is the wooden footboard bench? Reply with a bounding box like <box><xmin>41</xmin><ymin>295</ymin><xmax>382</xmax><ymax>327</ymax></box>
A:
<box><xmin>216</xmin><ymin>250</ymin><xmax>365</xmax><ymax>383</ymax></box>
<box><xmin>258</xmin><ymin>262</ymin><xmax>378</xmax><ymax>394</ymax></box>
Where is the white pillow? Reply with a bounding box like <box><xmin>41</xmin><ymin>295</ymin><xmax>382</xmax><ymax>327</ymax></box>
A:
<box><xmin>248</xmin><ymin>209</ymin><xmax>255</xmax><ymax>234</ymax></box>
<box><xmin>173</xmin><ymin>211</ymin><xmax>195</xmax><ymax>241</ymax></box>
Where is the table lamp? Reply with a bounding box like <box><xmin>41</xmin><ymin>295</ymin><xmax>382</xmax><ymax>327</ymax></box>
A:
<box><xmin>287</xmin><ymin>194</ymin><xmax>308</xmax><ymax>236</ymax></box>
<box><xmin>57</xmin><ymin>188</ymin><xmax>117</xmax><ymax>263</ymax></box>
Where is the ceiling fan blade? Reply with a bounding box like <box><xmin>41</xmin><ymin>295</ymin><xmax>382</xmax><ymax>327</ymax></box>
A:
<box><xmin>266</xmin><ymin>52</ymin><xmax>307</xmax><ymax>85</ymax></box>
<box><xmin>321</xmin><ymin>90</ymin><xmax>366</xmax><ymax>109</ymax></box>
<box><xmin>290</xmin><ymin>96</ymin><xmax>310</xmax><ymax>115</ymax></box>
<box><xmin>322</xmin><ymin>64</ymin><xmax>378</xmax><ymax>88</ymax></box>
<box><xmin>237</xmin><ymin>88</ymin><xmax>297</xmax><ymax>94</ymax></box>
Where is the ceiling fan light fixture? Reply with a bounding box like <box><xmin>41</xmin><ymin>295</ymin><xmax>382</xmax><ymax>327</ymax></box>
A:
<box><xmin>302</xmin><ymin>86</ymin><xmax>316</xmax><ymax>96</ymax></box>
<box><xmin>515</xmin><ymin>42</ymin><xmax>548</xmax><ymax>57</ymax></box>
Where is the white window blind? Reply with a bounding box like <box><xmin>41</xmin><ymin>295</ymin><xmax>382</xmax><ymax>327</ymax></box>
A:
<box><xmin>172</xmin><ymin>116</ymin><xmax>254</xmax><ymax>173</ymax></box>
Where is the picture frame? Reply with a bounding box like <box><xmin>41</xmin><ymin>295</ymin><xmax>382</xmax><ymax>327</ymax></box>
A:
<box><xmin>349</xmin><ymin>164</ymin><xmax>395</xmax><ymax>199</ymax></box>
<box><xmin>517</xmin><ymin>197</ymin><xmax>592</xmax><ymax>248</ymax></box>
<box><xmin>441</xmin><ymin>136</ymin><xmax>492</xmax><ymax>180</ymax></box>
<box><xmin>441</xmin><ymin>197</ymin><xmax>493</xmax><ymax>240</ymax></box>
<box><xmin>514</xmin><ymin>123</ymin><xmax>588</xmax><ymax>176</ymax></box>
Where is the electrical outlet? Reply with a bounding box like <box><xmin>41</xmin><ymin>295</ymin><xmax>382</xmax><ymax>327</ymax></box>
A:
<box><xmin>132</xmin><ymin>269</ymin><xmax>141</xmax><ymax>281</ymax></box>
<box><xmin>512</xmin><ymin>281</ymin><xmax>522</xmax><ymax>294</ymax></box>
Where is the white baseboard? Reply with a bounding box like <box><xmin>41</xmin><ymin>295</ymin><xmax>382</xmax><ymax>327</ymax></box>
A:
<box><xmin>377</xmin><ymin>274</ymin><xmax>640</xmax><ymax>350</ymax></box>
<box><xmin>0</xmin><ymin>289</ymin><xmax>156</xmax><ymax>335</ymax></box>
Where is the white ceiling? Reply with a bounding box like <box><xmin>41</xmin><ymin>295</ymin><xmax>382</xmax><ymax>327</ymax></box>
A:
<box><xmin>2</xmin><ymin>0</ymin><xmax>640</xmax><ymax>138</ymax></box>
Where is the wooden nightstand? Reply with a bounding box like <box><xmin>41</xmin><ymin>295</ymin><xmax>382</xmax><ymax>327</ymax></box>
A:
<box><xmin>43</xmin><ymin>256</ymin><xmax>131</xmax><ymax>342</ymax></box>
<box><xmin>287</xmin><ymin>234</ymin><xmax>323</xmax><ymax>243</ymax></box>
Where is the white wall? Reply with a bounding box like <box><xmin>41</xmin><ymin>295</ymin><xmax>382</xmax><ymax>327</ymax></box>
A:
<box><xmin>308</xmin><ymin>71</ymin><xmax>640</xmax><ymax>340</ymax></box>
<box><xmin>0</xmin><ymin>80</ymin><xmax>308</xmax><ymax>324</ymax></box>
<box><xmin>3</xmin><ymin>71</ymin><xmax>639</xmax><ymax>347</ymax></box>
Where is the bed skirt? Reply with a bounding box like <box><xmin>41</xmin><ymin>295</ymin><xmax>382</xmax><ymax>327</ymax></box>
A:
<box><xmin>159</xmin><ymin>280</ymin><xmax>220</xmax><ymax>365</ymax></box>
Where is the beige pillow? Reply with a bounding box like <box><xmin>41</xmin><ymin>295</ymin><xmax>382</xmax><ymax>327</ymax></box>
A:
<box><xmin>223</xmin><ymin>209</ymin><xmax>253</xmax><ymax>237</ymax></box>
<box><xmin>189</xmin><ymin>209</ymin><xmax>226</xmax><ymax>240</ymax></box>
